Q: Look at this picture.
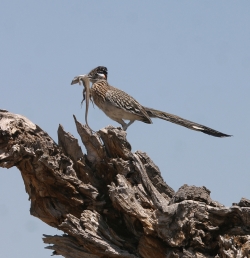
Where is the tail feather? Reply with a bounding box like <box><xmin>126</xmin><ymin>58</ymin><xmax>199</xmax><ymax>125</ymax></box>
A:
<box><xmin>144</xmin><ymin>107</ymin><xmax>231</xmax><ymax>138</ymax></box>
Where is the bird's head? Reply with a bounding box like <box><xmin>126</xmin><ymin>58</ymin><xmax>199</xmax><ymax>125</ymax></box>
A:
<box><xmin>88</xmin><ymin>66</ymin><xmax>108</xmax><ymax>83</ymax></box>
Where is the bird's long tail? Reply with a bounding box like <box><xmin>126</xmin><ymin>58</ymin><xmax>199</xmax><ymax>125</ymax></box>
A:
<box><xmin>144</xmin><ymin>107</ymin><xmax>231</xmax><ymax>137</ymax></box>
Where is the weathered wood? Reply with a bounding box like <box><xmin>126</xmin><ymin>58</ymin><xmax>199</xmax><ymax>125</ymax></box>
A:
<box><xmin>0</xmin><ymin>109</ymin><xmax>250</xmax><ymax>257</ymax></box>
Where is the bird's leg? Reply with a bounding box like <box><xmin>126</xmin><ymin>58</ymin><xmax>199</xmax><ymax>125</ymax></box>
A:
<box><xmin>110</xmin><ymin>118</ymin><xmax>129</xmax><ymax>131</ymax></box>
<box><xmin>125</xmin><ymin>120</ymin><xmax>135</xmax><ymax>130</ymax></box>
<box><xmin>121</xmin><ymin>120</ymin><xmax>135</xmax><ymax>131</ymax></box>
<box><xmin>122</xmin><ymin>124</ymin><xmax>128</xmax><ymax>131</ymax></box>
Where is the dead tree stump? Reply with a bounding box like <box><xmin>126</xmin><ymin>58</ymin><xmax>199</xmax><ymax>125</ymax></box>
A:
<box><xmin>0</xmin><ymin>109</ymin><xmax>249</xmax><ymax>258</ymax></box>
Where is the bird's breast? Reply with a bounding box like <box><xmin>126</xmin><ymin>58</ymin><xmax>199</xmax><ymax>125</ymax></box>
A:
<box><xmin>91</xmin><ymin>82</ymin><xmax>109</xmax><ymax>107</ymax></box>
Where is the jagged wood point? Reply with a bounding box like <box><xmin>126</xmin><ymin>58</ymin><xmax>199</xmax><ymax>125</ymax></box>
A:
<box><xmin>0</xmin><ymin>109</ymin><xmax>249</xmax><ymax>258</ymax></box>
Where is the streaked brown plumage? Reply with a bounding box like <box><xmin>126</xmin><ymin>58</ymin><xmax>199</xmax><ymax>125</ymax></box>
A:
<box><xmin>72</xmin><ymin>66</ymin><xmax>231</xmax><ymax>137</ymax></box>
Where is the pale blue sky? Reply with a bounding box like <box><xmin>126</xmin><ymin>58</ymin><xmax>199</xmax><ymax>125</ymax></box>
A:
<box><xmin>1</xmin><ymin>1</ymin><xmax>250</xmax><ymax>257</ymax></box>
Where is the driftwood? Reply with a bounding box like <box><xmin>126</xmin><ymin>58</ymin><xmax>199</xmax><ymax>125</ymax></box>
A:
<box><xmin>0</xmin><ymin>109</ymin><xmax>249</xmax><ymax>258</ymax></box>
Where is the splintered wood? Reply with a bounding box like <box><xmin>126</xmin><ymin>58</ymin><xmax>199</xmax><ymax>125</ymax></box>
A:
<box><xmin>0</xmin><ymin>109</ymin><xmax>249</xmax><ymax>258</ymax></box>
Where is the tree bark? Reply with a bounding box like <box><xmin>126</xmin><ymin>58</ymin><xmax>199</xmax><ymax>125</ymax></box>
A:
<box><xmin>0</xmin><ymin>109</ymin><xmax>249</xmax><ymax>258</ymax></box>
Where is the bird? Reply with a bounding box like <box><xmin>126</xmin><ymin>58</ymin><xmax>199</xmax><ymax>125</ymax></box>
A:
<box><xmin>71</xmin><ymin>66</ymin><xmax>231</xmax><ymax>138</ymax></box>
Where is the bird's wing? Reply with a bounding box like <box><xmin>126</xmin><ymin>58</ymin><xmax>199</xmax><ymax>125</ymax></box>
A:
<box><xmin>144</xmin><ymin>107</ymin><xmax>231</xmax><ymax>137</ymax></box>
<box><xmin>105</xmin><ymin>87</ymin><xmax>152</xmax><ymax>123</ymax></box>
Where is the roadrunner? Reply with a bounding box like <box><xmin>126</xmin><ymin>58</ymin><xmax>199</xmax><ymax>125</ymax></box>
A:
<box><xmin>71</xmin><ymin>66</ymin><xmax>230</xmax><ymax>137</ymax></box>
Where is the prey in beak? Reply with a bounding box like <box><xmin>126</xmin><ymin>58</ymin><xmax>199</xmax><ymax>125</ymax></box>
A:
<box><xmin>71</xmin><ymin>74</ymin><xmax>93</xmax><ymax>132</ymax></box>
<box><xmin>71</xmin><ymin>74</ymin><xmax>88</xmax><ymax>85</ymax></box>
